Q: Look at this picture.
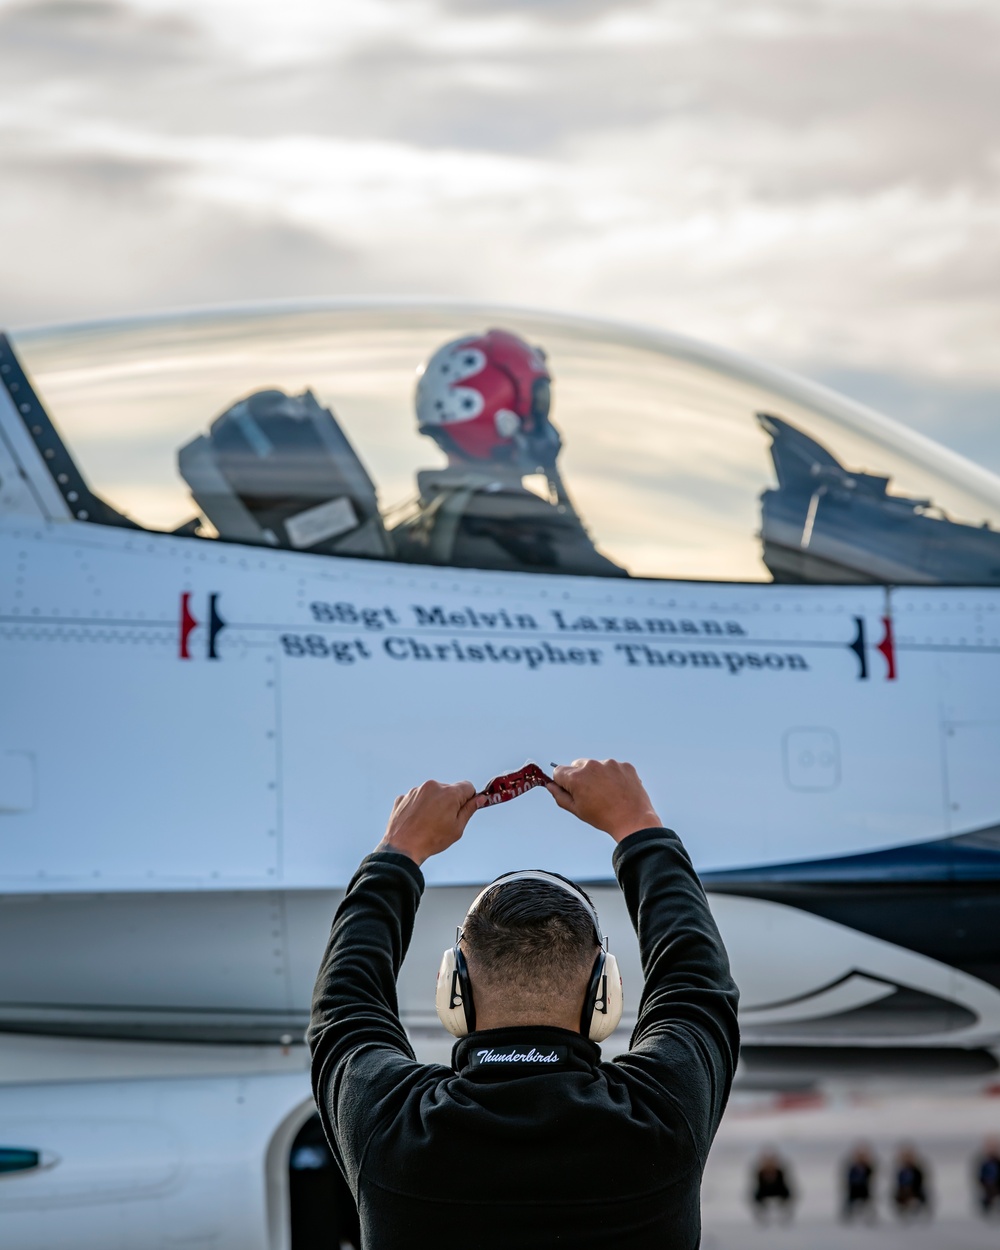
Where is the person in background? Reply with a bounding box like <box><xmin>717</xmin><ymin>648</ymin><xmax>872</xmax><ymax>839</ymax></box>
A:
<box><xmin>893</xmin><ymin>1144</ymin><xmax>930</xmax><ymax>1219</ymax></box>
<box><xmin>841</xmin><ymin>1142</ymin><xmax>877</xmax><ymax>1223</ymax></box>
<box><xmin>975</xmin><ymin>1137</ymin><xmax>1000</xmax><ymax>1217</ymax></box>
<box><xmin>751</xmin><ymin>1148</ymin><xmax>794</xmax><ymax>1224</ymax></box>
<box><xmin>390</xmin><ymin>329</ymin><xmax>627</xmax><ymax>577</ymax></box>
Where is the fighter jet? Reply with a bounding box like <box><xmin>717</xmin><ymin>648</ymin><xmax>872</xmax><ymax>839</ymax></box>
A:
<box><xmin>1</xmin><ymin>301</ymin><xmax>998</xmax><ymax>1248</ymax></box>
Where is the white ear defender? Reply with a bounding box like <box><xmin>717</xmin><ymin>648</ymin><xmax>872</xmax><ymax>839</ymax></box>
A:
<box><xmin>435</xmin><ymin>940</ymin><xmax>474</xmax><ymax>1037</ymax></box>
<box><xmin>435</xmin><ymin>869</ymin><xmax>623</xmax><ymax>1043</ymax></box>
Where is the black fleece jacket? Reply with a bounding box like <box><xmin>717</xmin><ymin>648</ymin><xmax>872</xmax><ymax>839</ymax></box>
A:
<box><xmin>308</xmin><ymin>828</ymin><xmax>740</xmax><ymax>1249</ymax></box>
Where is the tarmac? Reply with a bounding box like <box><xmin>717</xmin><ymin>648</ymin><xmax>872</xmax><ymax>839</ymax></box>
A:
<box><xmin>700</xmin><ymin>1090</ymin><xmax>1000</xmax><ymax>1249</ymax></box>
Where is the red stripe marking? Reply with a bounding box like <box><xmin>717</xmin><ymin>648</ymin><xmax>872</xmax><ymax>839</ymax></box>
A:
<box><xmin>179</xmin><ymin>592</ymin><xmax>198</xmax><ymax>660</ymax></box>
<box><xmin>877</xmin><ymin>614</ymin><xmax>896</xmax><ymax>681</ymax></box>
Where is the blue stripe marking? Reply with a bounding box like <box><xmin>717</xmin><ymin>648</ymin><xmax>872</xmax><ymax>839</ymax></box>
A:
<box><xmin>703</xmin><ymin>830</ymin><xmax>1000</xmax><ymax>886</ymax></box>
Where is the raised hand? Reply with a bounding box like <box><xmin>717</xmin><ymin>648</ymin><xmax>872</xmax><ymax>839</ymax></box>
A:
<box><xmin>546</xmin><ymin>758</ymin><xmax>661</xmax><ymax>843</ymax></box>
<box><xmin>376</xmin><ymin>780</ymin><xmax>486</xmax><ymax>865</ymax></box>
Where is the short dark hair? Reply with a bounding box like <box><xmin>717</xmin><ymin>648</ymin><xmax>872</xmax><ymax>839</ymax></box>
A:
<box><xmin>462</xmin><ymin>876</ymin><xmax>599</xmax><ymax>998</ymax></box>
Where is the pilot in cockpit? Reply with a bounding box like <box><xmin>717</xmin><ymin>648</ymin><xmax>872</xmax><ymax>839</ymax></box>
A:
<box><xmin>389</xmin><ymin>329</ymin><xmax>627</xmax><ymax>577</ymax></box>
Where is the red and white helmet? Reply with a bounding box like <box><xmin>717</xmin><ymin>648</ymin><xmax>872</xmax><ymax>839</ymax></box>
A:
<box><xmin>415</xmin><ymin>329</ymin><xmax>558</xmax><ymax>467</ymax></box>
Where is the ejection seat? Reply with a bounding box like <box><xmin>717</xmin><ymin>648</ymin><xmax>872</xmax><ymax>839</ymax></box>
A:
<box><xmin>757</xmin><ymin>412</ymin><xmax>1000</xmax><ymax>585</ymax></box>
<box><xmin>178</xmin><ymin>389</ymin><xmax>392</xmax><ymax>558</ymax></box>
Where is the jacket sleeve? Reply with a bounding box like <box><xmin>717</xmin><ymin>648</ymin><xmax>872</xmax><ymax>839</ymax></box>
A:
<box><xmin>307</xmin><ymin>849</ymin><xmax>434</xmax><ymax>1187</ymax></box>
<box><xmin>611</xmin><ymin>827</ymin><xmax>740</xmax><ymax>1160</ymax></box>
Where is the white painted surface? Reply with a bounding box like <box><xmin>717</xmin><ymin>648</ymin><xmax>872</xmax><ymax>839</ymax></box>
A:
<box><xmin>2</xmin><ymin>518</ymin><xmax>995</xmax><ymax>890</ymax></box>
<box><xmin>0</xmin><ymin>1073</ymin><xmax>310</xmax><ymax>1250</ymax></box>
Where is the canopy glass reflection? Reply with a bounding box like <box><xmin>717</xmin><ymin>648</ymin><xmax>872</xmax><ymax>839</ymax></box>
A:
<box><xmin>12</xmin><ymin>302</ymin><xmax>1000</xmax><ymax>584</ymax></box>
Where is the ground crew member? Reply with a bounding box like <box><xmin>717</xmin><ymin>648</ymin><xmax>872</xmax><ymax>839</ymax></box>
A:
<box><xmin>307</xmin><ymin>758</ymin><xmax>739</xmax><ymax>1249</ymax></box>
<box><xmin>751</xmin><ymin>1149</ymin><xmax>795</xmax><ymax>1224</ymax></box>
<box><xmin>976</xmin><ymin>1137</ymin><xmax>1000</xmax><ymax>1216</ymax></box>
<box><xmin>842</xmin><ymin>1142</ymin><xmax>877</xmax><ymax>1223</ymax></box>
<box><xmin>893</xmin><ymin>1145</ymin><xmax>930</xmax><ymax>1219</ymax></box>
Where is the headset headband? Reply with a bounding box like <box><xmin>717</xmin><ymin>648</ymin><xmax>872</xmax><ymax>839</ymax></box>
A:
<box><xmin>465</xmin><ymin>870</ymin><xmax>603</xmax><ymax>945</ymax></box>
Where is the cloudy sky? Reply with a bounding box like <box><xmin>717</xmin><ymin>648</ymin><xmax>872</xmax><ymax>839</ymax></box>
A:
<box><xmin>2</xmin><ymin>0</ymin><xmax>999</xmax><ymax>467</ymax></box>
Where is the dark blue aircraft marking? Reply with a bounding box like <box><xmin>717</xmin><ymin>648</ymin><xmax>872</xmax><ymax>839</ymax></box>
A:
<box><xmin>704</xmin><ymin>825</ymin><xmax>1000</xmax><ymax>989</ymax></box>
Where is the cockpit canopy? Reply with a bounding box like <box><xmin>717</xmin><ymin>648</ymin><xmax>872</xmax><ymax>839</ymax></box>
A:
<box><xmin>5</xmin><ymin>302</ymin><xmax>1000</xmax><ymax>584</ymax></box>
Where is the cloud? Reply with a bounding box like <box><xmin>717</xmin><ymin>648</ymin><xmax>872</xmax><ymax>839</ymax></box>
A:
<box><xmin>815</xmin><ymin>367</ymin><xmax>1000</xmax><ymax>477</ymax></box>
<box><xmin>0</xmin><ymin>0</ymin><xmax>203</xmax><ymax>75</ymax></box>
<box><xmin>2</xmin><ymin>146</ymin><xmax>180</xmax><ymax>196</ymax></box>
<box><xmin>1</xmin><ymin>0</ymin><xmax>999</xmax><ymax>442</ymax></box>
<box><xmin>0</xmin><ymin>134</ymin><xmax>364</xmax><ymax>325</ymax></box>
<box><xmin>433</xmin><ymin>0</ymin><xmax>641</xmax><ymax>22</ymax></box>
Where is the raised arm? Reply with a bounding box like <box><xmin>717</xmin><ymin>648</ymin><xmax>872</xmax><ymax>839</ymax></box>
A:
<box><xmin>307</xmin><ymin>781</ymin><xmax>484</xmax><ymax>1178</ymax></box>
<box><xmin>308</xmin><ymin>848</ymin><xmax>423</xmax><ymax>1078</ymax></box>
<box><xmin>612</xmin><ymin>827</ymin><xmax>739</xmax><ymax>1149</ymax></box>
<box><xmin>547</xmin><ymin>760</ymin><xmax>740</xmax><ymax>1157</ymax></box>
